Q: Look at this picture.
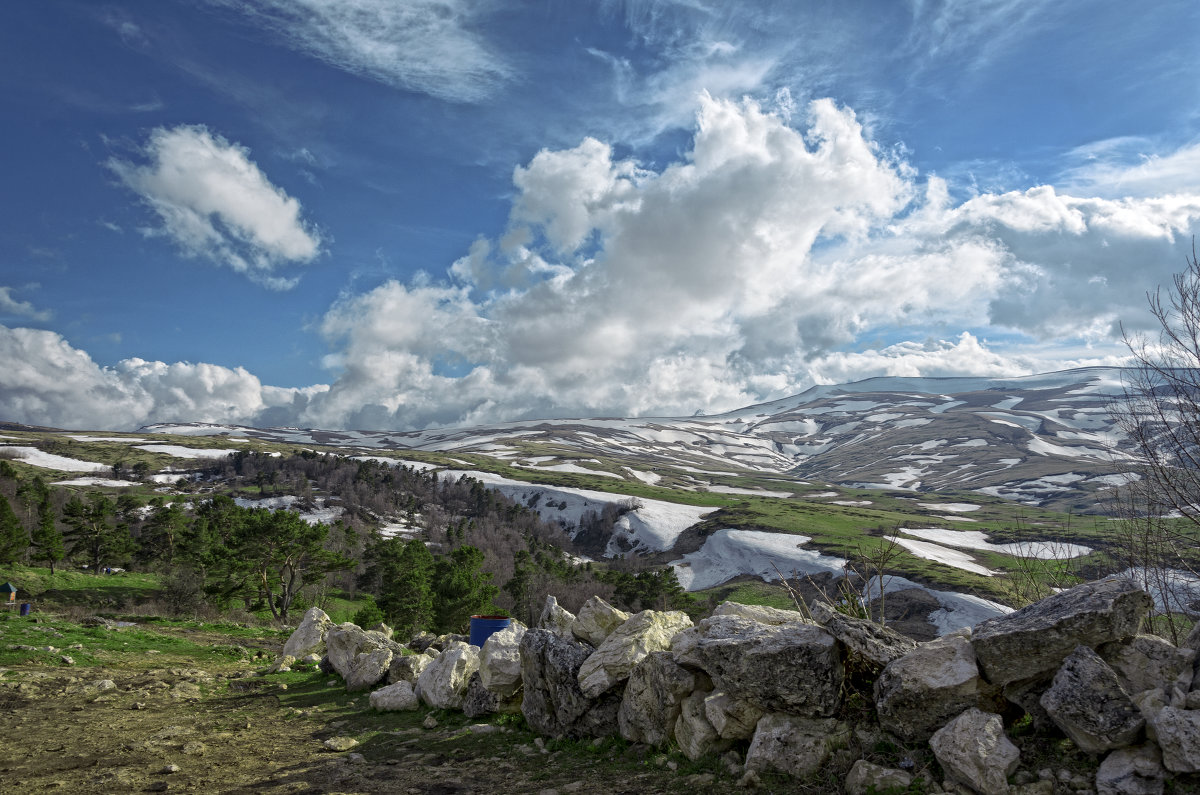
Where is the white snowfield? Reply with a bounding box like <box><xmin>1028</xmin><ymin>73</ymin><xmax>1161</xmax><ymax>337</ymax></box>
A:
<box><xmin>136</xmin><ymin>444</ymin><xmax>242</xmax><ymax>459</ymax></box>
<box><xmin>52</xmin><ymin>477</ymin><xmax>140</xmax><ymax>488</ymax></box>
<box><xmin>888</xmin><ymin>535</ymin><xmax>997</xmax><ymax>576</ymax></box>
<box><xmin>861</xmin><ymin>575</ymin><xmax>1013</xmax><ymax>635</ymax></box>
<box><xmin>0</xmin><ymin>446</ymin><xmax>109</xmax><ymax>472</ymax></box>
<box><xmin>671</xmin><ymin>529</ymin><xmax>847</xmax><ymax>591</ymax></box>
<box><xmin>899</xmin><ymin>527</ymin><xmax>1092</xmax><ymax>560</ymax></box>
<box><xmin>918</xmin><ymin>502</ymin><xmax>981</xmax><ymax>513</ymax></box>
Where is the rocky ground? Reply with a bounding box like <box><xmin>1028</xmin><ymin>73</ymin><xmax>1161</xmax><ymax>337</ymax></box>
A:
<box><xmin>0</xmin><ymin>621</ymin><xmax>743</xmax><ymax>795</ymax></box>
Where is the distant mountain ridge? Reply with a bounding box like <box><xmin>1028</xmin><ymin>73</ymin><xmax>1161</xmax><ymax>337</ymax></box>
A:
<box><xmin>144</xmin><ymin>366</ymin><xmax>1135</xmax><ymax>512</ymax></box>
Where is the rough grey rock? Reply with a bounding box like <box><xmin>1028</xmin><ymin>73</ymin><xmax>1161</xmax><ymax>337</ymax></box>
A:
<box><xmin>874</xmin><ymin>631</ymin><xmax>984</xmax><ymax>742</ymax></box>
<box><xmin>578</xmin><ymin>610</ymin><xmax>693</xmax><ymax>698</ymax></box>
<box><xmin>519</xmin><ymin>629</ymin><xmax>619</xmax><ymax>739</ymax></box>
<box><xmin>672</xmin><ymin>614</ymin><xmax>842</xmax><ymax>716</ymax></box>
<box><xmin>844</xmin><ymin>760</ymin><xmax>914</xmax><ymax>795</ymax></box>
<box><xmin>387</xmin><ymin>652</ymin><xmax>433</xmax><ymax>685</ymax></box>
<box><xmin>368</xmin><ymin>680</ymin><xmax>419</xmax><ymax>711</ymax></box>
<box><xmin>703</xmin><ymin>691</ymin><xmax>765</xmax><ymax>741</ymax></box>
<box><xmin>281</xmin><ymin>607</ymin><xmax>333</xmax><ymax>659</ymax></box>
<box><xmin>617</xmin><ymin>652</ymin><xmax>696</xmax><ymax>747</ymax></box>
<box><xmin>1040</xmin><ymin>646</ymin><xmax>1144</xmax><ymax>754</ymax></box>
<box><xmin>1003</xmin><ymin>674</ymin><xmax>1056</xmax><ymax>732</ymax></box>
<box><xmin>325</xmin><ymin>623</ymin><xmax>405</xmax><ymax>691</ymax></box>
<box><xmin>571</xmin><ymin>596</ymin><xmax>630</xmax><ymax>647</ymax></box>
<box><xmin>408</xmin><ymin>632</ymin><xmax>438</xmax><ymax>653</ymax></box>
<box><xmin>743</xmin><ymin>714</ymin><xmax>849</xmax><ymax>779</ymax></box>
<box><xmin>710</xmin><ymin>601</ymin><xmax>810</xmax><ymax>626</ymax></box>
<box><xmin>414</xmin><ymin>641</ymin><xmax>479</xmax><ymax>710</ymax></box>
<box><xmin>1095</xmin><ymin>744</ymin><xmax>1165</xmax><ymax>795</ymax></box>
<box><xmin>1145</xmin><ymin>705</ymin><xmax>1200</xmax><ymax>773</ymax></box>
<box><xmin>462</xmin><ymin>671</ymin><xmax>500</xmax><ymax>719</ymax></box>
<box><xmin>1099</xmin><ymin>634</ymin><xmax>1195</xmax><ymax>701</ymax></box>
<box><xmin>810</xmin><ymin>600</ymin><xmax>918</xmax><ymax>667</ymax></box>
<box><xmin>369</xmin><ymin>622</ymin><xmax>393</xmax><ymax>639</ymax></box>
<box><xmin>479</xmin><ymin>623</ymin><xmax>527</xmax><ymax>699</ymax></box>
<box><xmin>538</xmin><ymin>595</ymin><xmax>576</xmax><ymax>640</ymax></box>
<box><xmin>929</xmin><ymin>708</ymin><xmax>1020</xmax><ymax>795</ymax></box>
<box><xmin>674</xmin><ymin>690</ymin><xmax>731</xmax><ymax>761</ymax></box>
<box><xmin>971</xmin><ymin>578</ymin><xmax>1152</xmax><ymax>686</ymax></box>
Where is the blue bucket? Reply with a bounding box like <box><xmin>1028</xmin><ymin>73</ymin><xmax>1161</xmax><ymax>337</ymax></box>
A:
<box><xmin>469</xmin><ymin>615</ymin><xmax>511</xmax><ymax>647</ymax></box>
<box><xmin>19</xmin><ymin>603</ymin><xmax>30</xmax><ymax>617</ymax></box>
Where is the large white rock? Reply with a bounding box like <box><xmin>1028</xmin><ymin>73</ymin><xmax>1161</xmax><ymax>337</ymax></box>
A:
<box><xmin>929</xmin><ymin>709</ymin><xmax>1020</xmax><ymax>795</ymax></box>
<box><xmin>744</xmin><ymin>713</ymin><xmax>849</xmax><ymax>779</ymax></box>
<box><xmin>710</xmin><ymin>601</ymin><xmax>810</xmax><ymax>626</ymax></box>
<box><xmin>578</xmin><ymin>610</ymin><xmax>693</xmax><ymax>699</ymax></box>
<box><xmin>971</xmin><ymin>578</ymin><xmax>1152</xmax><ymax>687</ymax></box>
<box><xmin>1099</xmin><ymin>634</ymin><xmax>1195</xmax><ymax>701</ymax></box>
<box><xmin>1095</xmin><ymin>744</ymin><xmax>1166</xmax><ymax>795</ymax></box>
<box><xmin>674</xmin><ymin>690</ymin><xmax>730</xmax><ymax>761</ymax></box>
<box><xmin>1145</xmin><ymin>705</ymin><xmax>1200</xmax><ymax>773</ymax></box>
<box><xmin>845</xmin><ymin>760</ymin><xmax>913</xmax><ymax>795</ymax></box>
<box><xmin>1040</xmin><ymin>646</ymin><xmax>1144</xmax><ymax>754</ymax></box>
<box><xmin>571</xmin><ymin>596</ymin><xmax>630</xmax><ymax>647</ymax></box>
<box><xmin>538</xmin><ymin>595</ymin><xmax>576</xmax><ymax>640</ymax></box>
<box><xmin>369</xmin><ymin>680</ymin><xmax>419</xmax><ymax>711</ymax></box>
<box><xmin>873</xmin><ymin>631</ymin><xmax>983</xmax><ymax>742</ymax></box>
<box><xmin>415</xmin><ymin>641</ymin><xmax>480</xmax><ymax>710</ymax></box>
<box><xmin>479</xmin><ymin>623</ymin><xmax>527</xmax><ymax>699</ymax></box>
<box><xmin>617</xmin><ymin>651</ymin><xmax>697</xmax><ymax>747</ymax></box>
<box><xmin>704</xmin><ymin>691</ymin><xmax>765</xmax><ymax>741</ymax></box>
<box><xmin>520</xmin><ymin>629</ymin><xmax>620</xmax><ymax>739</ymax></box>
<box><xmin>325</xmin><ymin>623</ymin><xmax>402</xmax><ymax>691</ymax></box>
<box><xmin>672</xmin><ymin>614</ymin><xmax>842</xmax><ymax>716</ymax></box>
<box><xmin>281</xmin><ymin>607</ymin><xmax>333</xmax><ymax>659</ymax></box>
<box><xmin>387</xmin><ymin>651</ymin><xmax>434</xmax><ymax>685</ymax></box>
<box><xmin>810</xmin><ymin>600</ymin><xmax>917</xmax><ymax>668</ymax></box>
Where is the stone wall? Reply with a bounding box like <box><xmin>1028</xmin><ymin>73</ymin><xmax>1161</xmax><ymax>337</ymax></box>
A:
<box><xmin>282</xmin><ymin>582</ymin><xmax>1200</xmax><ymax>793</ymax></box>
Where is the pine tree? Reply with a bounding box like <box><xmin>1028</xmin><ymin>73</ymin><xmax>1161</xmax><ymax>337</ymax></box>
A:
<box><xmin>0</xmin><ymin>494</ymin><xmax>28</xmax><ymax>565</ymax></box>
<box><xmin>432</xmin><ymin>545</ymin><xmax>499</xmax><ymax>634</ymax></box>
<box><xmin>375</xmin><ymin>538</ymin><xmax>435</xmax><ymax>636</ymax></box>
<box><xmin>29</xmin><ymin>497</ymin><xmax>64</xmax><ymax>574</ymax></box>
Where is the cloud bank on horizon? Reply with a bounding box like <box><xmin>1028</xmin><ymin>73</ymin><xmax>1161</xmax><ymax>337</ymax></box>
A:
<box><xmin>2</xmin><ymin>1</ymin><xmax>1198</xmax><ymax>431</ymax></box>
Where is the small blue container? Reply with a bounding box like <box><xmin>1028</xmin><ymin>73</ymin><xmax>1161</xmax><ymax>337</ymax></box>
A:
<box><xmin>19</xmin><ymin>603</ymin><xmax>31</xmax><ymax>617</ymax></box>
<box><xmin>469</xmin><ymin>615</ymin><xmax>511</xmax><ymax>647</ymax></box>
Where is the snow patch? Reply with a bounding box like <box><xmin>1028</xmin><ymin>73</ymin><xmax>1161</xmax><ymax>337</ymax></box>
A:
<box><xmin>136</xmin><ymin>444</ymin><xmax>241</xmax><ymax>459</ymax></box>
<box><xmin>0</xmin><ymin>447</ymin><xmax>109</xmax><ymax>472</ymax></box>
<box><xmin>670</xmin><ymin>529</ymin><xmax>846</xmax><ymax>591</ymax></box>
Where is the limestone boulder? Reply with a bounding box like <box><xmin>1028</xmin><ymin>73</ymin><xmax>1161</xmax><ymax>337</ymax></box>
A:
<box><xmin>810</xmin><ymin>600</ymin><xmax>917</xmax><ymax>668</ymax></box>
<box><xmin>1099</xmin><ymin>634</ymin><xmax>1195</xmax><ymax>701</ymax></box>
<box><xmin>971</xmin><ymin>578</ymin><xmax>1152</xmax><ymax>686</ymax></box>
<box><xmin>387</xmin><ymin>651</ymin><xmax>434</xmax><ymax>685</ymax></box>
<box><xmin>281</xmin><ymin>607</ymin><xmax>333</xmax><ymax>659</ymax></box>
<box><xmin>704</xmin><ymin>691</ymin><xmax>765</xmax><ymax>741</ymax></box>
<box><xmin>578</xmin><ymin>610</ymin><xmax>693</xmax><ymax>698</ymax></box>
<box><xmin>1095</xmin><ymin>744</ymin><xmax>1166</xmax><ymax>795</ymax></box>
<box><xmin>538</xmin><ymin>595</ymin><xmax>576</xmax><ymax>639</ymax></box>
<box><xmin>1145</xmin><ymin>705</ymin><xmax>1200</xmax><ymax>773</ymax></box>
<box><xmin>1184</xmin><ymin>620</ymin><xmax>1200</xmax><ymax>652</ymax></box>
<box><xmin>617</xmin><ymin>651</ymin><xmax>697</xmax><ymax>747</ymax></box>
<box><xmin>479</xmin><ymin>623</ymin><xmax>526</xmax><ymax>699</ymax></box>
<box><xmin>1039</xmin><ymin>646</ymin><xmax>1144</xmax><ymax>754</ymax></box>
<box><xmin>929</xmin><ymin>708</ymin><xmax>1020</xmax><ymax>795</ymax></box>
<box><xmin>520</xmin><ymin>629</ymin><xmax>619</xmax><ymax>739</ymax></box>
<box><xmin>462</xmin><ymin>671</ymin><xmax>500</xmax><ymax>719</ymax></box>
<box><xmin>368</xmin><ymin>680</ymin><xmax>419</xmax><ymax>712</ymax></box>
<box><xmin>710</xmin><ymin>601</ymin><xmax>810</xmax><ymax>626</ymax></box>
<box><xmin>874</xmin><ymin>631</ymin><xmax>984</xmax><ymax>742</ymax></box>
<box><xmin>414</xmin><ymin>641</ymin><xmax>479</xmax><ymax>710</ymax></box>
<box><xmin>744</xmin><ymin>714</ymin><xmax>849</xmax><ymax>779</ymax></box>
<box><xmin>674</xmin><ymin>690</ymin><xmax>731</xmax><ymax>761</ymax></box>
<box><xmin>844</xmin><ymin>760</ymin><xmax>914</xmax><ymax>795</ymax></box>
<box><xmin>325</xmin><ymin>623</ymin><xmax>403</xmax><ymax>691</ymax></box>
<box><xmin>672</xmin><ymin>615</ymin><xmax>842</xmax><ymax>716</ymax></box>
<box><xmin>571</xmin><ymin>596</ymin><xmax>630</xmax><ymax>647</ymax></box>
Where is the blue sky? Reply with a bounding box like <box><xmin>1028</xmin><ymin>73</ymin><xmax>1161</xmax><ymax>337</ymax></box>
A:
<box><xmin>3</xmin><ymin>0</ymin><xmax>1200</xmax><ymax>431</ymax></box>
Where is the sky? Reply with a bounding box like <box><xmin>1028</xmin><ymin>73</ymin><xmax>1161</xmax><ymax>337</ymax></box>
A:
<box><xmin>3</xmin><ymin>0</ymin><xmax>1200</xmax><ymax>432</ymax></box>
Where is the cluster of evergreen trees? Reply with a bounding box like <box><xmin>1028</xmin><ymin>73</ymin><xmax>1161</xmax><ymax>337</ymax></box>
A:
<box><xmin>0</xmin><ymin>450</ymin><xmax>692</xmax><ymax>630</ymax></box>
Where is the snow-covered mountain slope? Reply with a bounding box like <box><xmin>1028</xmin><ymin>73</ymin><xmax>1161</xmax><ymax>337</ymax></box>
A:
<box><xmin>144</xmin><ymin>367</ymin><xmax>1135</xmax><ymax>512</ymax></box>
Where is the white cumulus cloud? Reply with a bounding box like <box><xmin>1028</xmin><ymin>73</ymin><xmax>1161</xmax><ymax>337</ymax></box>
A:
<box><xmin>0</xmin><ymin>287</ymin><xmax>52</xmax><ymax>322</ymax></box>
<box><xmin>109</xmin><ymin>125</ymin><xmax>322</xmax><ymax>289</ymax></box>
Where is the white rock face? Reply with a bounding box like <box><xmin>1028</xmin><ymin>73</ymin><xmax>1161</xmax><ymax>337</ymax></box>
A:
<box><xmin>1095</xmin><ymin>744</ymin><xmax>1165</xmax><ymax>795</ymax></box>
<box><xmin>1145</xmin><ymin>705</ymin><xmax>1200</xmax><ymax>773</ymax></box>
<box><xmin>710</xmin><ymin>601</ymin><xmax>810</xmax><ymax>626</ymax></box>
<box><xmin>617</xmin><ymin>651</ymin><xmax>697</xmax><ymax>748</ymax></box>
<box><xmin>324</xmin><ymin>623</ymin><xmax>401</xmax><ymax>692</ymax></box>
<box><xmin>388</xmin><ymin>652</ymin><xmax>434</xmax><ymax>685</ymax></box>
<box><xmin>873</xmin><ymin>631</ymin><xmax>982</xmax><ymax>742</ymax></box>
<box><xmin>577</xmin><ymin>610</ymin><xmax>693</xmax><ymax>699</ymax></box>
<box><xmin>538</xmin><ymin>595</ymin><xmax>576</xmax><ymax>639</ymax></box>
<box><xmin>673</xmin><ymin>691</ymin><xmax>730</xmax><ymax>761</ymax></box>
<box><xmin>369</xmin><ymin>680</ymin><xmax>419</xmax><ymax>711</ymax></box>
<box><xmin>479</xmin><ymin>623</ymin><xmax>527</xmax><ymax>699</ymax></box>
<box><xmin>744</xmin><ymin>713</ymin><xmax>849</xmax><ymax>779</ymax></box>
<box><xmin>281</xmin><ymin>607</ymin><xmax>333</xmax><ymax>659</ymax></box>
<box><xmin>844</xmin><ymin>760</ymin><xmax>913</xmax><ymax>795</ymax></box>
<box><xmin>571</xmin><ymin>596</ymin><xmax>630</xmax><ymax>647</ymax></box>
<box><xmin>1040</xmin><ymin>646</ymin><xmax>1143</xmax><ymax>754</ymax></box>
<box><xmin>929</xmin><ymin>709</ymin><xmax>1020</xmax><ymax>795</ymax></box>
<box><xmin>1099</xmin><ymin>634</ymin><xmax>1195</xmax><ymax>701</ymax></box>
<box><xmin>703</xmin><ymin>691</ymin><xmax>764</xmax><ymax>741</ymax></box>
<box><xmin>415</xmin><ymin>641</ymin><xmax>480</xmax><ymax>710</ymax></box>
